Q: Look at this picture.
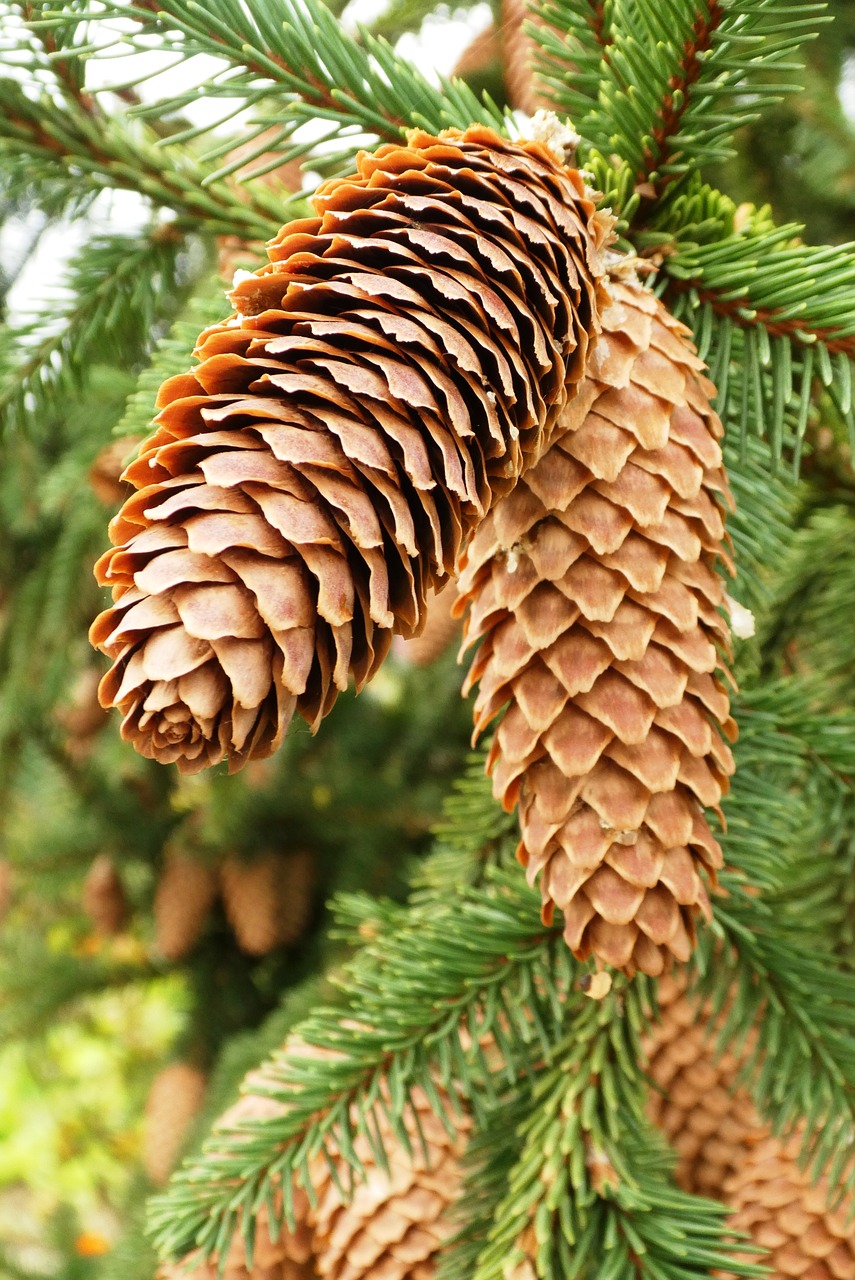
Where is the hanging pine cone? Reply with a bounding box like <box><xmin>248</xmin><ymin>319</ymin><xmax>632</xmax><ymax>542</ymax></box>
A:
<box><xmin>395</xmin><ymin>584</ymin><xmax>461</xmax><ymax>666</ymax></box>
<box><xmin>644</xmin><ymin>974</ymin><xmax>855</xmax><ymax>1277</ymax></box>
<box><xmin>82</xmin><ymin>854</ymin><xmax>129</xmax><ymax>935</ymax></box>
<box><xmin>0</xmin><ymin>859</ymin><xmax>12</xmax><ymax>922</ymax></box>
<box><xmin>643</xmin><ymin>972</ymin><xmax>758</xmax><ymax>1197</ymax></box>
<box><xmin>220</xmin><ymin>849</ymin><xmax>315</xmax><ymax>956</ymax></box>
<box><xmin>309</xmin><ymin>1082</ymin><xmax>467</xmax><ymax>1280</ymax></box>
<box><xmin>457</xmin><ymin>277</ymin><xmax>736</xmax><ymax>976</ymax></box>
<box><xmin>161</xmin><ymin>1047</ymin><xmax>467</xmax><ymax>1280</ymax></box>
<box><xmin>89</xmin><ymin>123</ymin><xmax>611</xmax><ymax>774</ymax></box>
<box><xmin>143</xmin><ymin>1062</ymin><xmax>208</xmax><ymax>1185</ymax></box>
<box><xmin>154</xmin><ymin>844</ymin><xmax>219</xmax><ymax>961</ymax></box>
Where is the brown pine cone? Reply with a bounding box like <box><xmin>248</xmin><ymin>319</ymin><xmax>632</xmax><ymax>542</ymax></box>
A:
<box><xmin>220</xmin><ymin>849</ymin><xmax>314</xmax><ymax>956</ymax></box>
<box><xmin>82</xmin><ymin>854</ymin><xmax>129</xmax><ymax>935</ymax></box>
<box><xmin>90</xmin><ymin>122</ymin><xmax>611</xmax><ymax>774</ymax></box>
<box><xmin>154</xmin><ymin>844</ymin><xmax>219</xmax><ymax>961</ymax></box>
<box><xmin>143</xmin><ymin>1062</ymin><xmax>207</xmax><ymax>1185</ymax></box>
<box><xmin>457</xmin><ymin>277</ymin><xmax>736</xmax><ymax>976</ymax></box>
<box><xmin>644</xmin><ymin>975</ymin><xmax>855</xmax><ymax>1277</ymax></box>
<box><xmin>161</xmin><ymin>1046</ymin><xmax>466</xmax><ymax>1280</ymax></box>
<box><xmin>0</xmin><ymin>858</ymin><xmax>12</xmax><ymax>921</ymax></box>
<box><xmin>643</xmin><ymin>972</ymin><xmax>758</xmax><ymax>1198</ymax></box>
<box><xmin>500</xmin><ymin>0</ymin><xmax>548</xmax><ymax>116</ymax></box>
<box><xmin>310</xmin><ymin>1084</ymin><xmax>467</xmax><ymax>1280</ymax></box>
<box><xmin>395</xmin><ymin>584</ymin><xmax>461</xmax><ymax>667</ymax></box>
<box><xmin>724</xmin><ymin>1133</ymin><xmax>855</xmax><ymax>1279</ymax></box>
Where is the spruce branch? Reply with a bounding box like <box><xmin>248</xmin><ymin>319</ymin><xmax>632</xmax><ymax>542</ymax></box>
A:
<box><xmin>529</xmin><ymin>0</ymin><xmax>614</xmax><ymax>122</ymax></box>
<box><xmin>535</xmin><ymin>0</ymin><xmax>824</xmax><ymax>200</ymax></box>
<box><xmin>441</xmin><ymin>1018</ymin><xmax>762</xmax><ymax>1280</ymax></box>
<box><xmin>147</xmin><ymin>759</ymin><xmax>577</xmax><ymax>1269</ymax></box>
<box><xmin>0</xmin><ymin>77</ymin><xmax>289</xmax><ymax>236</ymax></box>
<box><xmin>0</xmin><ymin>227</ymin><xmax>191</xmax><ymax>439</ymax></box>
<box><xmin>42</xmin><ymin>0</ymin><xmax>505</xmax><ymax>171</ymax></box>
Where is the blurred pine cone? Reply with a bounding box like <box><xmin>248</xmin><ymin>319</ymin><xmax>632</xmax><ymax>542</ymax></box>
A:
<box><xmin>645</xmin><ymin>974</ymin><xmax>855</xmax><ymax>1277</ymax></box>
<box><xmin>82</xmin><ymin>854</ymin><xmax>128</xmax><ymax>935</ymax></box>
<box><xmin>154</xmin><ymin>845</ymin><xmax>219</xmax><ymax>961</ymax></box>
<box><xmin>161</xmin><ymin>1048</ymin><xmax>467</xmax><ymax>1280</ymax></box>
<box><xmin>220</xmin><ymin>849</ymin><xmax>314</xmax><ymax>955</ymax></box>
<box><xmin>90</xmin><ymin>123</ymin><xmax>611</xmax><ymax>773</ymax></box>
<box><xmin>457</xmin><ymin>277</ymin><xmax>736</xmax><ymax>975</ymax></box>
<box><xmin>395</xmin><ymin>584</ymin><xmax>461</xmax><ymax>667</ymax></box>
<box><xmin>143</xmin><ymin>1062</ymin><xmax>207</xmax><ymax>1185</ymax></box>
<box><xmin>0</xmin><ymin>859</ymin><xmax>12</xmax><ymax>921</ymax></box>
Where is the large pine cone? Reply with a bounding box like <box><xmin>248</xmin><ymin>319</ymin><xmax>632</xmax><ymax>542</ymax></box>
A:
<box><xmin>90</xmin><ymin>124</ymin><xmax>611</xmax><ymax>773</ymax></box>
<box><xmin>645</xmin><ymin>975</ymin><xmax>855</xmax><ymax>1278</ymax></box>
<box><xmin>457</xmin><ymin>277</ymin><xmax>736</xmax><ymax>975</ymax></box>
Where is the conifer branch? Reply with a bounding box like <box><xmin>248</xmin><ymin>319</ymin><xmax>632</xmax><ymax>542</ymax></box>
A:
<box><xmin>0</xmin><ymin>228</ymin><xmax>191</xmax><ymax>438</ymax></box>
<box><xmin>41</xmin><ymin>0</ymin><xmax>505</xmax><ymax>166</ymax></box>
<box><xmin>148</xmin><ymin>864</ymin><xmax>576</xmax><ymax>1265</ymax></box>
<box><xmin>0</xmin><ymin>78</ymin><xmax>287</xmax><ymax>236</ymax></box>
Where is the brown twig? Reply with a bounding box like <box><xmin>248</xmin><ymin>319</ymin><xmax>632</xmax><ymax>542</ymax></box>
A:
<box><xmin>637</xmin><ymin>2</ymin><xmax>725</xmax><ymax>194</ymax></box>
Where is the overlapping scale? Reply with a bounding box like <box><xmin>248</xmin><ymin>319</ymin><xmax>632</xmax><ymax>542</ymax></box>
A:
<box><xmin>90</xmin><ymin>124</ymin><xmax>611</xmax><ymax>773</ymax></box>
<box><xmin>456</xmin><ymin>278</ymin><xmax>736</xmax><ymax>975</ymax></box>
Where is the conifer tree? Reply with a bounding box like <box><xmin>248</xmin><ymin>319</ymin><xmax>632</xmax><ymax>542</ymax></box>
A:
<box><xmin>3</xmin><ymin>1</ymin><xmax>855</xmax><ymax>1278</ymax></box>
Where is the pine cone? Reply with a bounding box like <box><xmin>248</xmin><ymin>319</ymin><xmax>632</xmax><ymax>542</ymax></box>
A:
<box><xmin>89</xmin><ymin>437</ymin><xmax>139</xmax><ymax>507</ymax></box>
<box><xmin>0</xmin><ymin>858</ymin><xmax>12</xmax><ymax>921</ymax></box>
<box><xmin>643</xmin><ymin>972</ymin><xmax>758</xmax><ymax>1197</ymax></box>
<box><xmin>90</xmin><ymin>123</ymin><xmax>611</xmax><ymax>773</ymax></box>
<box><xmin>160</xmin><ymin>1087</ymin><xmax>318</xmax><ymax>1280</ymax></box>
<box><xmin>310</xmin><ymin>1083</ymin><xmax>467</xmax><ymax>1280</ymax></box>
<box><xmin>500</xmin><ymin>0</ymin><xmax>547</xmax><ymax>116</ymax></box>
<box><xmin>143</xmin><ymin>1062</ymin><xmax>207</xmax><ymax>1185</ymax></box>
<box><xmin>395</xmin><ymin>584</ymin><xmax>461</xmax><ymax>666</ymax></box>
<box><xmin>220</xmin><ymin>850</ymin><xmax>314</xmax><ymax>956</ymax></box>
<box><xmin>154</xmin><ymin>845</ymin><xmax>219</xmax><ymax>961</ymax></box>
<box><xmin>644</xmin><ymin>975</ymin><xmax>855</xmax><ymax>1276</ymax></box>
<box><xmin>82</xmin><ymin>854</ymin><xmax>129</xmax><ymax>935</ymax></box>
<box><xmin>162</xmin><ymin>1045</ymin><xmax>466</xmax><ymax>1280</ymax></box>
<box><xmin>724</xmin><ymin>1133</ymin><xmax>855</xmax><ymax>1279</ymax></box>
<box><xmin>457</xmin><ymin>278</ymin><xmax>736</xmax><ymax>976</ymax></box>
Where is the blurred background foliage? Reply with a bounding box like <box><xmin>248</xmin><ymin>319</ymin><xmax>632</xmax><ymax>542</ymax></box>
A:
<box><xmin>0</xmin><ymin>0</ymin><xmax>854</xmax><ymax>1275</ymax></box>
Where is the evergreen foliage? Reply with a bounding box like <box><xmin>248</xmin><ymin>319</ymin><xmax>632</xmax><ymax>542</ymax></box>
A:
<box><xmin>1</xmin><ymin>0</ymin><xmax>855</xmax><ymax>1275</ymax></box>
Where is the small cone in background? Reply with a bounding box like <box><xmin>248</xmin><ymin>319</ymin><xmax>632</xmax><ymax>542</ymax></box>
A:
<box><xmin>143</xmin><ymin>1062</ymin><xmax>208</xmax><ymax>1185</ymax></box>
<box><xmin>500</xmin><ymin>0</ymin><xmax>548</xmax><ymax>116</ymax></box>
<box><xmin>90</xmin><ymin>123</ymin><xmax>611</xmax><ymax>774</ymax></box>
<box><xmin>89</xmin><ymin>437</ymin><xmax>140</xmax><ymax>507</ymax></box>
<box><xmin>55</xmin><ymin>667</ymin><xmax>108</xmax><ymax>760</ymax></box>
<box><xmin>457</xmin><ymin>277</ymin><xmax>736</xmax><ymax>976</ymax></box>
<box><xmin>643</xmin><ymin>972</ymin><xmax>757</xmax><ymax>1198</ymax></box>
<box><xmin>154</xmin><ymin>846</ymin><xmax>219</xmax><ymax>961</ymax></box>
<box><xmin>645</xmin><ymin>974</ymin><xmax>855</xmax><ymax>1275</ymax></box>
<box><xmin>452</xmin><ymin>22</ymin><xmax>500</xmax><ymax>80</ymax></box>
<box><xmin>395</xmin><ymin>584</ymin><xmax>461</xmax><ymax>667</ymax></box>
<box><xmin>220</xmin><ymin>849</ymin><xmax>315</xmax><ymax>956</ymax></box>
<box><xmin>82</xmin><ymin>854</ymin><xmax>129</xmax><ymax>935</ymax></box>
<box><xmin>0</xmin><ymin>859</ymin><xmax>12</xmax><ymax>921</ymax></box>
